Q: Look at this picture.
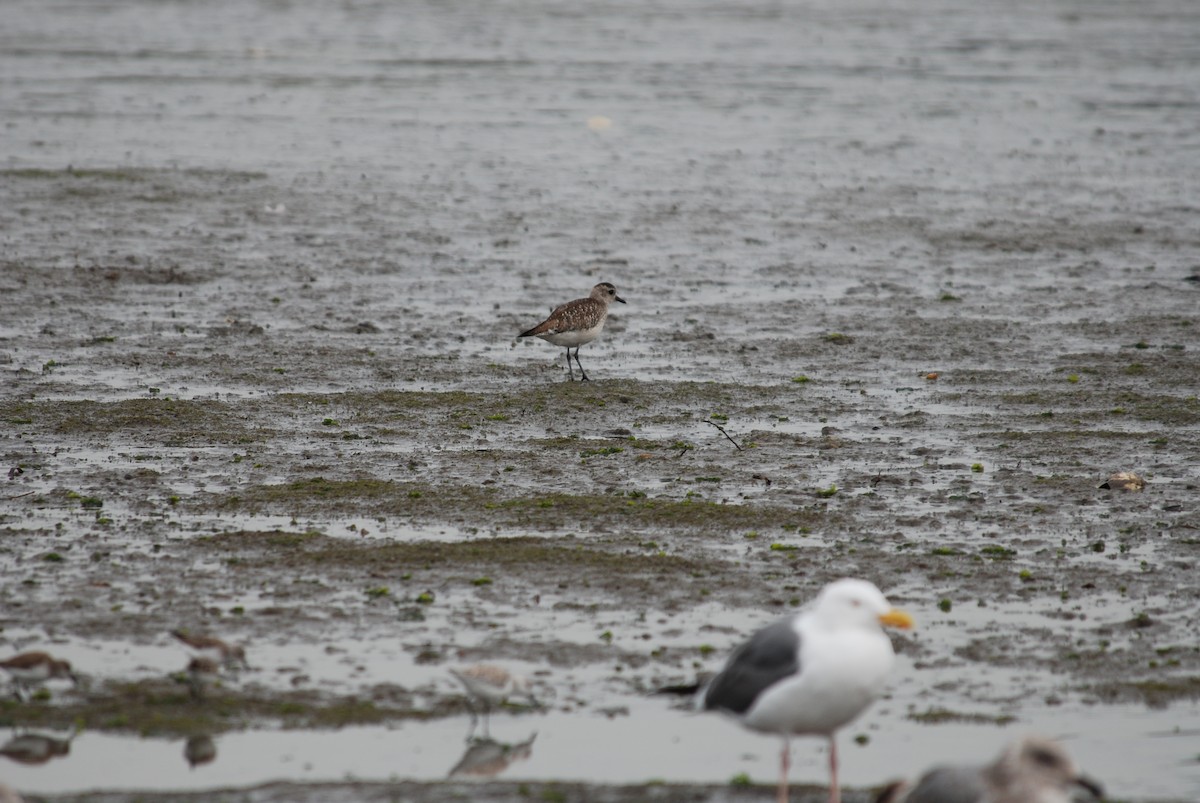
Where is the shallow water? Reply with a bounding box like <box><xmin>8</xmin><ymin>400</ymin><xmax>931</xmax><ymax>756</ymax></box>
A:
<box><xmin>4</xmin><ymin>697</ymin><xmax>1198</xmax><ymax>798</ymax></box>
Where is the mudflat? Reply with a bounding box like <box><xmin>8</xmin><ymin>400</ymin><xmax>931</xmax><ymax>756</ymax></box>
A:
<box><xmin>1</xmin><ymin>1</ymin><xmax>1198</xmax><ymax>801</ymax></box>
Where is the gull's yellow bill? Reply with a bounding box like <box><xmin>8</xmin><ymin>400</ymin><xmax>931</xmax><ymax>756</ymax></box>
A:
<box><xmin>879</xmin><ymin>609</ymin><xmax>915</xmax><ymax>630</ymax></box>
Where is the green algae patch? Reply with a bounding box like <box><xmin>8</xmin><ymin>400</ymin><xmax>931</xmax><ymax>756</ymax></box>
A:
<box><xmin>494</xmin><ymin>493</ymin><xmax>813</xmax><ymax>532</ymax></box>
<box><xmin>227</xmin><ymin>477</ymin><xmax>408</xmax><ymax>504</ymax></box>
<box><xmin>278</xmin><ymin>389</ymin><xmax>485</xmax><ymax>422</ymax></box>
<box><xmin>0</xmin><ymin>398</ymin><xmax>260</xmax><ymax>445</ymax></box>
<box><xmin>217</xmin><ymin>477</ymin><xmax>498</xmax><ymax>516</ymax></box>
<box><xmin>1111</xmin><ymin>391</ymin><xmax>1200</xmax><ymax>426</ymax></box>
<box><xmin>276</xmin><ymin>380</ymin><xmax>772</xmax><ymax>425</ymax></box>
<box><xmin>991</xmin><ymin>388</ymin><xmax>1200</xmax><ymax>427</ymax></box>
<box><xmin>193</xmin><ymin>531</ymin><xmax>704</xmax><ymax>576</ymax></box>
<box><xmin>216</xmin><ymin>479</ymin><xmax>826</xmax><ymax>534</ymax></box>
<box><xmin>0</xmin><ymin>167</ymin><xmax>150</xmax><ymax>182</ymax></box>
<box><xmin>0</xmin><ymin>678</ymin><xmax>437</xmax><ymax>737</ymax></box>
<box><xmin>0</xmin><ymin>167</ymin><xmax>267</xmax><ymax>182</ymax></box>
<box><xmin>982</xmin><ymin>429</ymin><xmax>1150</xmax><ymax>443</ymax></box>
<box><xmin>908</xmin><ymin>708</ymin><xmax>1017</xmax><ymax>726</ymax></box>
<box><xmin>1088</xmin><ymin>676</ymin><xmax>1200</xmax><ymax>707</ymax></box>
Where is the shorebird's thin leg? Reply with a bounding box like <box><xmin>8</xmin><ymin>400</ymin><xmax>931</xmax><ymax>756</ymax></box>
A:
<box><xmin>480</xmin><ymin>702</ymin><xmax>493</xmax><ymax>738</ymax></box>
<box><xmin>778</xmin><ymin>736</ymin><xmax>790</xmax><ymax>803</ymax></box>
<box><xmin>574</xmin><ymin>348</ymin><xmax>590</xmax><ymax>381</ymax></box>
<box><xmin>464</xmin><ymin>697</ymin><xmax>481</xmax><ymax>740</ymax></box>
<box><xmin>828</xmin><ymin>735</ymin><xmax>840</xmax><ymax>803</ymax></box>
<box><xmin>564</xmin><ymin>348</ymin><xmax>574</xmax><ymax>380</ymax></box>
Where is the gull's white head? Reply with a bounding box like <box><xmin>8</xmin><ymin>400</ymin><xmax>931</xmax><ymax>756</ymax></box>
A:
<box><xmin>813</xmin><ymin>578</ymin><xmax>914</xmax><ymax>632</ymax></box>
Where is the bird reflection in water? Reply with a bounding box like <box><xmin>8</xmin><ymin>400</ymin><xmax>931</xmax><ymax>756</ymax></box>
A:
<box><xmin>0</xmin><ymin>728</ymin><xmax>76</xmax><ymax>766</ymax></box>
<box><xmin>184</xmin><ymin>733</ymin><xmax>217</xmax><ymax>769</ymax></box>
<box><xmin>447</xmin><ymin>732</ymin><xmax>537</xmax><ymax>779</ymax></box>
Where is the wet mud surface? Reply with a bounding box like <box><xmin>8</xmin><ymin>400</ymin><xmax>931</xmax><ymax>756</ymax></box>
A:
<box><xmin>2</xmin><ymin>0</ymin><xmax>1200</xmax><ymax>801</ymax></box>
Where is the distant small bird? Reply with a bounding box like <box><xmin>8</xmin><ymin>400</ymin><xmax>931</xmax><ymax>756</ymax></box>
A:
<box><xmin>1099</xmin><ymin>471</ymin><xmax>1145</xmax><ymax>492</ymax></box>
<box><xmin>0</xmin><ymin>652</ymin><xmax>79</xmax><ymax>701</ymax></box>
<box><xmin>186</xmin><ymin>657</ymin><xmax>221</xmax><ymax>700</ymax></box>
<box><xmin>874</xmin><ymin>735</ymin><xmax>1103</xmax><ymax>803</ymax></box>
<box><xmin>698</xmin><ymin>578</ymin><xmax>914</xmax><ymax>803</ymax></box>
<box><xmin>517</xmin><ymin>282</ymin><xmax>625</xmax><ymax>381</ymax></box>
<box><xmin>171</xmin><ymin>629</ymin><xmax>248</xmax><ymax>669</ymax></box>
<box><xmin>184</xmin><ymin>733</ymin><xmax>217</xmax><ymax>769</ymax></box>
<box><xmin>449</xmin><ymin>664</ymin><xmax>539</xmax><ymax>736</ymax></box>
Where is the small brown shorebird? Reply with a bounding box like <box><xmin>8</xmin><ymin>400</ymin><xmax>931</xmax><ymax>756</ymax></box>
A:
<box><xmin>517</xmin><ymin>282</ymin><xmax>625</xmax><ymax>381</ymax></box>
<box><xmin>171</xmin><ymin>629</ymin><xmax>248</xmax><ymax>669</ymax></box>
<box><xmin>0</xmin><ymin>652</ymin><xmax>79</xmax><ymax>701</ymax></box>
<box><xmin>449</xmin><ymin>664</ymin><xmax>539</xmax><ymax>737</ymax></box>
<box><xmin>874</xmin><ymin>735</ymin><xmax>1103</xmax><ymax>803</ymax></box>
<box><xmin>186</xmin><ymin>657</ymin><xmax>221</xmax><ymax>700</ymax></box>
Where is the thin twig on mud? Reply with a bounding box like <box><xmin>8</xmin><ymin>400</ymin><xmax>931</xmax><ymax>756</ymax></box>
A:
<box><xmin>705</xmin><ymin>420</ymin><xmax>743</xmax><ymax>451</ymax></box>
<box><xmin>3</xmin><ymin>491</ymin><xmax>36</xmax><ymax>500</ymax></box>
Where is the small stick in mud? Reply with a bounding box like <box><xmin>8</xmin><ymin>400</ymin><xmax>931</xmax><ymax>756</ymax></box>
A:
<box><xmin>706</xmin><ymin>419</ymin><xmax>743</xmax><ymax>451</ymax></box>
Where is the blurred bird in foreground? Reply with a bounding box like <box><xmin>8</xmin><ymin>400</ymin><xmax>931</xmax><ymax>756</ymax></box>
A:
<box><xmin>685</xmin><ymin>578</ymin><xmax>914</xmax><ymax>803</ymax></box>
<box><xmin>874</xmin><ymin>735</ymin><xmax>1104</xmax><ymax>803</ymax></box>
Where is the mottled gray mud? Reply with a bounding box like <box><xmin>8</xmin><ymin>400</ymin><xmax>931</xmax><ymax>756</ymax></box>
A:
<box><xmin>2</xmin><ymin>1</ymin><xmax>1199</xmax><ymax>801</ymax></box>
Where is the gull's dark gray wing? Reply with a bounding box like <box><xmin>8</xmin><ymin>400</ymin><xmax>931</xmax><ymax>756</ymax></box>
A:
<box><xmin>702</xmin><ymin>617</ymin><xmax>800</xmax><ymax>716</ymax></box>
<box><xmin>900</xmin><ymin>765</ymin><xmax>987</xmax><ymax>803</ymax></box>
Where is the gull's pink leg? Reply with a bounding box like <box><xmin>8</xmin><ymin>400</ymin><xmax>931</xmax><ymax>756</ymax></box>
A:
<box><xmin>828</xmin><ymin>735</ymin><xmax>840</xmax><ymax>803</ymax></box>
<box><xmin>778</xmin><ymin>736</ymin><xmax>791</xmax><ymax>803</ymax></box>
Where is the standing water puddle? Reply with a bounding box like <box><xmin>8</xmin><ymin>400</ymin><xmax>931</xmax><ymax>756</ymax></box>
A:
<box><xmin>3</xmin><ymin>698</ymin><xmax>1196</xmax><ymax>799</ymax></box>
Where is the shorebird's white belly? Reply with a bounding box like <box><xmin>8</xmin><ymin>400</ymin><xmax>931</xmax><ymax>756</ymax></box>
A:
<box><xmin>6</xmin><ymin>665</ymin><xmax>51</xmax><ymax>684</ymax></box>
<box><xmin>537</xmin><ymin>320</ymin><xmax>605</xmax><ymax>348</ymax></box>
